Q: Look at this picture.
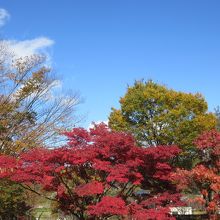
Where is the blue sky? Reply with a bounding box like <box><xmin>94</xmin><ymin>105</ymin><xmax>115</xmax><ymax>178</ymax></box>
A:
<box><xmin>1</xmin><ymin>1</ymin><xmax>220</xmax><ymax>127</ymax></box>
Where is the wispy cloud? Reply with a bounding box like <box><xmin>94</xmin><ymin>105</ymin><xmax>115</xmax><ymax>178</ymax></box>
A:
<box><xmin>0</xmin><ymin>8</ymin><xmax>10</xmax><ymax>27</ymax></box>
<box><xmin>5</xmin><ymin>37</ymin><xmax>54</xmax><ymax>58</ymax></box>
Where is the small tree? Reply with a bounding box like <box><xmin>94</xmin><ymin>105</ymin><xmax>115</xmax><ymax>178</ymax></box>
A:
<box><xmin>173</xmin><ymin>130</ymin><xmax>220</xmax><ymax>219</ymax></box>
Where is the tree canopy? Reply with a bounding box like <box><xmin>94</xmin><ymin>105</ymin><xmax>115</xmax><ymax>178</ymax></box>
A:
<box><xmin>0</xmin><ymin>41</ymin><xmax>81</xmax><ymax>155</ymax></box>
<box><xmin>0</xmin><ymin>47</ymin><xmax>219</xmax><ymax>219</ymax></box>
<box><xmin>173</xmin><ymin>130</ymin><xmax>220</xmax><ymax>218</ymax></box>
<box><xmin>0</xmin><ymin>124</ymin><xmax>183</xmax><ymax>220</ymax></box>
<box><xmin>109</xmin><ymin>80</ymin><xmax>216</xmax><ymax>150</ymax></box>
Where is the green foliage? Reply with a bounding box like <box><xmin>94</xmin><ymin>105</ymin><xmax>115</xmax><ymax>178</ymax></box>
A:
<box><xmin>109</xmin><ymin>80</ymin><xmax>217</xmax><ymax>167</ymax></box>
<box><xmin>0</xmin><ymin>180</ymin><xmax>30</xmax><ymax>219</ymax></box>
<box><xmin>214</xmin><ymin>106</ymin><xmax>220</xmax><ymax>131</ymax></box>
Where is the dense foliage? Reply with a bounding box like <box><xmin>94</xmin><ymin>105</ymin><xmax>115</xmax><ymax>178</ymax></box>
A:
<box><xmin>173</xmin><ymin>130</ymin><xmax>220</xmax><ymax>218</ymax></box>
<box><xmin>214</xmin><ymin>107</ymin><xmax>220</xmax><ymax>131</ymax></box>
<box><xmin>0</xmin><ymin>180</ymin><xmax>30</xmax><ymax>219</ymax></box>
<box><xmin>0</xmin><ymin>124</ymin><xmax>182</xmax><ymax>219</ymax></box>
<box><xmin>109</xmin><ymin>80</ymin><xmax>216</xmax><ymax>149</ymax></box>
<box><xmin>0</xmin><ymin>66</ymin><xmax>219</xmax><ymax>219</ymax></box>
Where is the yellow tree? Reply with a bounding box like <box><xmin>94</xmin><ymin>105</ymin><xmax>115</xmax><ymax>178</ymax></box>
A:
<box><xmin>109</xmin><ymin>80</ymin><xmax>217</xmax><ymax>167</ymax></box>
<box><xmin>0</xmin><ymin>41</ymin><xmax>81</xmax><ymax>218</ymax></box>
<box><xmin>0</xmin><ymin>41</ymin><xmax>81</xmax><ymax>155</ymax></box>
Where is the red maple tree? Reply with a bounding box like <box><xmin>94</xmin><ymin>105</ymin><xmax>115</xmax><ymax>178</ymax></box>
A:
<box><xmin>173</xmin><ymin>130</ymin><xmax>220</xmax><ymax>218</ymax></box>
<box><xmin>0</xmin><ymin>124</ymin><xmax>182</xmax><ymax>219</ymax></box>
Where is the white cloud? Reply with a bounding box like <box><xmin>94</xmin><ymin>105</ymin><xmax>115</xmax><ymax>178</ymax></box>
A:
<box><xmin>88</xmin><ymin>120</ymin><xmax>109</xmax><ymax>130</ymax></box>
<box><xmin>5</xmin><ymin>37</ymin><xmax>54</xmax><ymax>58</ymax></box>
<box><xmin>51</xmin><ymin>80</ymin><xmax>62</xmax><ymax>89</ymax></box>
<box><xmin>0</xmin><ymin>8</ymin><xmax>10</xmax><ymax>27</ymax></box>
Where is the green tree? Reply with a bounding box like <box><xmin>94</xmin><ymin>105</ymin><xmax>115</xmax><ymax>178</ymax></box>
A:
<box><xmin>109</xmin><ymin>80</ymin><xmax>216</xmax><ymax>167</ymax></box>
<box><xmin>0</xmin><ymin>180</ymin><xmax>30</xmax><ymax>220</ymax></box>
<box><xmin>214</xmin><ymin>106</ymin><xmax>220</xmax><ymax>131</ymax></box>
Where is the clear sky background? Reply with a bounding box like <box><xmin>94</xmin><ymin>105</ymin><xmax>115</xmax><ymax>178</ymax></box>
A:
<box><xmin>1</xmin><ymin>0</ymin><xmax>220</xmax><ymax>127</ymax></box>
